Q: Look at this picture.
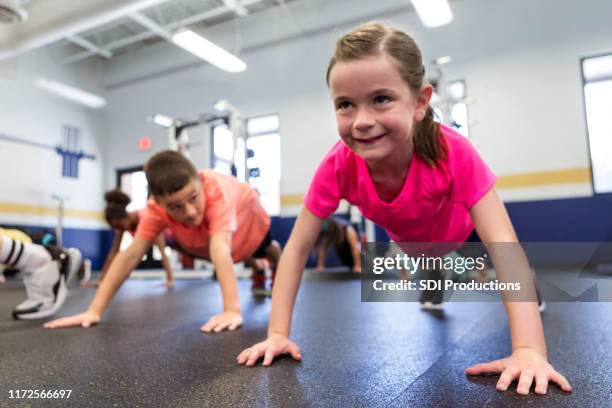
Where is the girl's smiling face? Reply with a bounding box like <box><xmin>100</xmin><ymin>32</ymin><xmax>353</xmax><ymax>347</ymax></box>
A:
<box><xmin>328</xmin><ymin>54</ymin><xmax>432</xmax><ymax>166</ymax></box>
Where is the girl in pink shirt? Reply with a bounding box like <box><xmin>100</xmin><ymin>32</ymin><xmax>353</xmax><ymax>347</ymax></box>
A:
<box><xmin>238</xmin><ymin>22</ymin><xmax>572</xmax><ymax>396</ymax></box>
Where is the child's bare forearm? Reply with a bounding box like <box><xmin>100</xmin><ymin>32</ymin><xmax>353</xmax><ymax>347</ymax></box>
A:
<box><xmin>89</xmin><ymin>250</ymin><xmax>141</xmax><ymax>315</ymax></box>
<box><xmin>268</xmin><ymin>244</ymin><xmax>309</xmax><ymax>337</ymax></box>
<box><xmin>158</xmin><ymin>247</ymin><xmax>174</xmax><ymax>280</ymax></box>
<box><xmin>316</xmin><ymin>246</ymin><xmax>327</xmax><ymax>268</ymax></box>
<box><xmin>505</xmin><ymin>301</ymin><xmax>547</xmax><ymax>356</ymax></box>
<box><xmin>154</xmin><ymin>236</ymin><xmax>174</xmax><ymax>280</ymax></box>
<box><xmin>486</xmin><ymin>244</ymin><xmax>547</xmax><ymax>356</ymax></box>
<box><xmin>352</xmin><ymin>247</ymin><xmax>361</xmax><ymax>269</ymax></box>
<box><xmin>213</xmin><ymin>253</ymin><xmax>241</xmax><ymax>312</ymax></box>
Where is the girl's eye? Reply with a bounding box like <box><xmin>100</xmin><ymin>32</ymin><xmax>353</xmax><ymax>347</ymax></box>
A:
<box><xmin>374</xmin><ymin>95</ymin><xmax>390</xmax><ymax>105</ymax></box>
<box><xmin>190</xmin><ymin>195</ymin><xmax>197</xmax><ymax>202</ymax></box>
<box><xmin>337</xmin><ymin>101</ymin><xmax>352</xmax><ymax>110</ymax></box>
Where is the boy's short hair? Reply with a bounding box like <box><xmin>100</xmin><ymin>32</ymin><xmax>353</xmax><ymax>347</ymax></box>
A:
<box><xmin>144</xmin><ymin>150</ymin><xmax>198</xmax><ymax>197</ymax></box>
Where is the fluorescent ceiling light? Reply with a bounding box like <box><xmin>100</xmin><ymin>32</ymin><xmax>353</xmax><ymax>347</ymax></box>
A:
<box><xmin>434</xmin><ymin>55</ymin><xmax>452</xmax><ymax>65</ymax></box>
<box><xmin>213</xmin><ymin>99</ymin><xmax>229</xmax><ymax>112</ymax></box>
<box><xmin>152</xmin><ymin>113</ymin><xmax>174</xmax><ymax>127</ymax></box>
<box><xmin>172</xmin><ymin>29</ymin><xmax>247</xmax><ymax>73</ymax></box>
<box><xmin>411</xmin><ymin>0</ymin><xmax>453</xmax><ymax>28</ymax></box>
<box><xmin>35</xmin><ymin>77</ymin><xmax>106</xmax><ymax>109</ymax></box>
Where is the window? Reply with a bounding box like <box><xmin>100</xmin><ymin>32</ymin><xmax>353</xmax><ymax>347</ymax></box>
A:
<box><xmin>431</xmin><ymin>79</ymin><xmax>469</xmax><ymax>137</ymax></box>
<box><xmin>582</xmin><ymin>54</ymin><xmax>612</xmax><ymax>193</ymax></box>
<box><xmin>115</xmin><ymin>166</ymin><xmax>162</xmax><ymax>265</ymax></box>
<box><xmin>447</xmin><ymin>79</ymin><xmax>469</xmax><ymax>138</ymax></box>
<box><xmin>119</xmin><ymin>170</ymin><xmax>148</xmax><ymax>212</ymax></box>
<box><xmin>246</xmin><ymin>114</ymin><xmax>281</xmax><ymax>216</ymax></box>
<box><xmin>211</xmin><ymin>123</ymin><xmax>235</xmax><ymax>176</ymax></box>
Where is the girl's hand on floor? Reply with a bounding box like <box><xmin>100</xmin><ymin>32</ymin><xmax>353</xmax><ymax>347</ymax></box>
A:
<box><xmin>236</xmin><ymin>333</ymin><xmax>302</xmax><ymax>367</ymax></box>
<box><xmin>200</xmin><ymin>310</ymin><xmax>243</xmax><ymax>333</ymax></box>
<box><xmin>465</xmin><ymin>347</ymin><xmax>572</xmax><ymax>395</ymax></box>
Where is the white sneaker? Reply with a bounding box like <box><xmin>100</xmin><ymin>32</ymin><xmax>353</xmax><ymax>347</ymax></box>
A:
<box><xmin>12</xmin><ymin>261</ymin><xmax>68</xmax><ymax>320</ymax></box>
<box><xmin>58</xmin><ymin>247</ymin><xmax>82</xmax><ymax>287</ymax></box>
<box><xmin>420</xmin><ymin>301</ymin><xmax>444</xmax><ymax>310</ymax></box>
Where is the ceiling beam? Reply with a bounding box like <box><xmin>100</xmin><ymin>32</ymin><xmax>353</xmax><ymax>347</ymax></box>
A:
<box><xmin>66</xmin><ymin>35</ymin><xmax>113</xmax><ymax>58</ymax></box>
<box><xmin>59</xmin><ymin>0</ymin><xmax>264</xmax><ymax>65</ymax></box>
<box><xmin>221</xmin><ymin>0</ymin><xmax>249</xmax><ymax>17</ymax></box>
<box><xmin>128</xmin><ymin>12</ymin><xmax>172</xmax><ymax>40</ymax></box>
<box><xmin>0</xmin><ymin>0</ymin><xmax>172</xmax><ymax>62</ymax></box>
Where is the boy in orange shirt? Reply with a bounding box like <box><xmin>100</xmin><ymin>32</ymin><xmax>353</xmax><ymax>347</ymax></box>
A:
<box><xmin>45</xmin><ymin>150</ymin><xmax>280</xmax><ymax>332</ymax></box>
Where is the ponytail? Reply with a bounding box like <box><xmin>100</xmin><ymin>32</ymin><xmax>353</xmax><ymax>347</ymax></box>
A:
<box><xmin>413</xmin><ymin>107</ymin><xmax>446</xmax><ymax>167</ymax></box>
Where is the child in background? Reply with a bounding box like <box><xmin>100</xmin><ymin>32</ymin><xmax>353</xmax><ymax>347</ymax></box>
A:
<box><xmin>93</xmin><ymin>189</ymin><xmax>175</xmax><ymax>288</ymax></box>
<box><xmin>45</xmin><ymin>151</ymin><xmax>281</xmax><ymax>332</ymax></box>
<box><xmin>237</xmin><ymin>22</ymin><xmax>571</xmax><ymax>395</ymax></box>
<box><xmin>314</xmin><ymin>217</ymin><xmax>361</xmax><ymax>273</ymax></box>
<box><xmin>1</xmin><ymin>228</ymin><xmax>81</xmax><ymax>319</ymax></box>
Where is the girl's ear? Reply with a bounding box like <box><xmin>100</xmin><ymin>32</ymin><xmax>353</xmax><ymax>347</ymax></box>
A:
<box><xmin>415</xmin><ymin>85</ymin><xmax>433</xmax><ymax>122</ymax></box>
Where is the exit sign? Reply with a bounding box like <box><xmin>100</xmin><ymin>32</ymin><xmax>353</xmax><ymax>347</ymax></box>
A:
<box><xmin>138</xmin><ymin>137</ymin><xmax>152</xmax><ymax>151</ymax></box>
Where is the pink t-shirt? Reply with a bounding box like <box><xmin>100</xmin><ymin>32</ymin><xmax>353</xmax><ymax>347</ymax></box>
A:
<box><xmin>135</xmin><ymin>171</ymin><xmax>270</xmax><ymax>262</ymax></box>
<box><xmin>304</xmin><ymin>125</ymin><xmax>496</xmax><ymax>243</ymax></box>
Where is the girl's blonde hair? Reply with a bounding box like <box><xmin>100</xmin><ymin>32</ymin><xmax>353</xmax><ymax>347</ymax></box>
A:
<box><xmin>326</xmin><ymin>22</ymin><xmax>446</xmax><ymax>166</ymax></box>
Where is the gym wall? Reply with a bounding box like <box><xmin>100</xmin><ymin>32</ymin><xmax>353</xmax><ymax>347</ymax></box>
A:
<box><xmin>0</xmin><ymin>49</ymin><xmax>109</xmax><ymax>266</ymax></box>
<box><xmin>103</xmin><ymin>0</ymin><xmax>610</xmax><ymax>210</ymax></box>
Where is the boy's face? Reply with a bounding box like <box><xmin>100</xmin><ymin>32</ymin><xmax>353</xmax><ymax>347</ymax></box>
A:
<box><xmin>155</xmin><ymin>178</ymin><xmax>204</xmax><ymax>226</ymax></box>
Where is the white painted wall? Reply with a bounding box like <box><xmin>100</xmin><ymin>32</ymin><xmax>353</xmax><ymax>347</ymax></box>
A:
<box><xmin>0</xmin><ymin>49</ymin><xmax>107</xmax><ymax>228</ymax></box>
<box><xmin>98</xmin><ymin>0</ymin><xmax>612</xmax><ymax>215</ymax></box>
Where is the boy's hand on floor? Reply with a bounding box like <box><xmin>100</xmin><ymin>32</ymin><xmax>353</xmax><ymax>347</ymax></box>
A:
<box><xmin>43</xmin><ymin>310</ymin><xmax>101</xmax><ymax>329</ymax></box>
<box><xmin>465</xmin><ymin>347</ymin><xmax>572</xmax><ymax>395</ymax></box>
<box><xmin>236</xmin><ymin>333</ymin><xmax>302</xmax><ymax>367</ymax></box>
<box><xmin>158</xmin><ymin>279</ymin><xmax>174</xmax><ymax>288</ymax></box>
<box><xmin>200</xmin><ymin>310</ymin><xmax>243</xmax><ymax>333</ymax></box>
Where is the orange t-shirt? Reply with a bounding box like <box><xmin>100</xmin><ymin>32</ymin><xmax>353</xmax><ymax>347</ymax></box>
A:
<box><xmin>135</xmin><ymin>170</ymin><xmax>270</xmax><ymax>262</ymax></box>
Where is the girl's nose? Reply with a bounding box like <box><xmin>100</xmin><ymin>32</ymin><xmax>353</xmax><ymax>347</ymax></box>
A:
<box><xmin>353</xmin><ymin>107</ymin><xmax>376</xmax><ymax>131</ymax></box>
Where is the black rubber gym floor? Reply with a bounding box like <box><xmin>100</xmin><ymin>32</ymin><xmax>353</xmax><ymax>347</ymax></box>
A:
<box><xmin>1</xmin><ymin>272</ymin><xmax>610</xmax><ymax>407</ymax></box>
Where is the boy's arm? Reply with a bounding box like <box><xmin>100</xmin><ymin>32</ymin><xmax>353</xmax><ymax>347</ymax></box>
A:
<box><xmin>154</xmin><ymin>234</ymin><xmax>174</xmax><ymax>286</ymax></box>
<box><xmin>465</xmin><ymin>188</ymin><xmax>571</xmax><ymax>394</ymax></box>
<box><xmin>44</xmin><ymin>237</ymin><xmax>152</xmax><ymax>329</ymax></box>
<box><xmin>237</xmin><ymin>206</ymin><xmax>323</xmax><ymax>365</ymax></box>
<box><xmin>200</xmin><ymin>231</ymin><xmax>243</xmax><ymax>333</ymax></box>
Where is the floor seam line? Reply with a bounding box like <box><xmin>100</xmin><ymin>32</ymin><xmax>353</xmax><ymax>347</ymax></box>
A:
<box><xmin>383</xmin><ymin>309</ymin><xmax>492</xmax><ymax>407</ymax></box>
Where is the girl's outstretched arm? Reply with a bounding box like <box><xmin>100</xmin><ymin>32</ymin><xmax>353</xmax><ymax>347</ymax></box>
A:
<box><xmin>237</xmin><ymin>206</ymin><xmax>323</xmax><ymax>366</ymax></box>
<box><xmin>465</xmin><ymin>188</ymin><xmax>572</xmax><ymax>395</ymax></box>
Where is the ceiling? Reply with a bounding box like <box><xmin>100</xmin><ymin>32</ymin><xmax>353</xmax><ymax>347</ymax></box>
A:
<box><xmin>1</xmin><ymin>0</ymin><xmax>299</xmax><ymax>63</ymax></box>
